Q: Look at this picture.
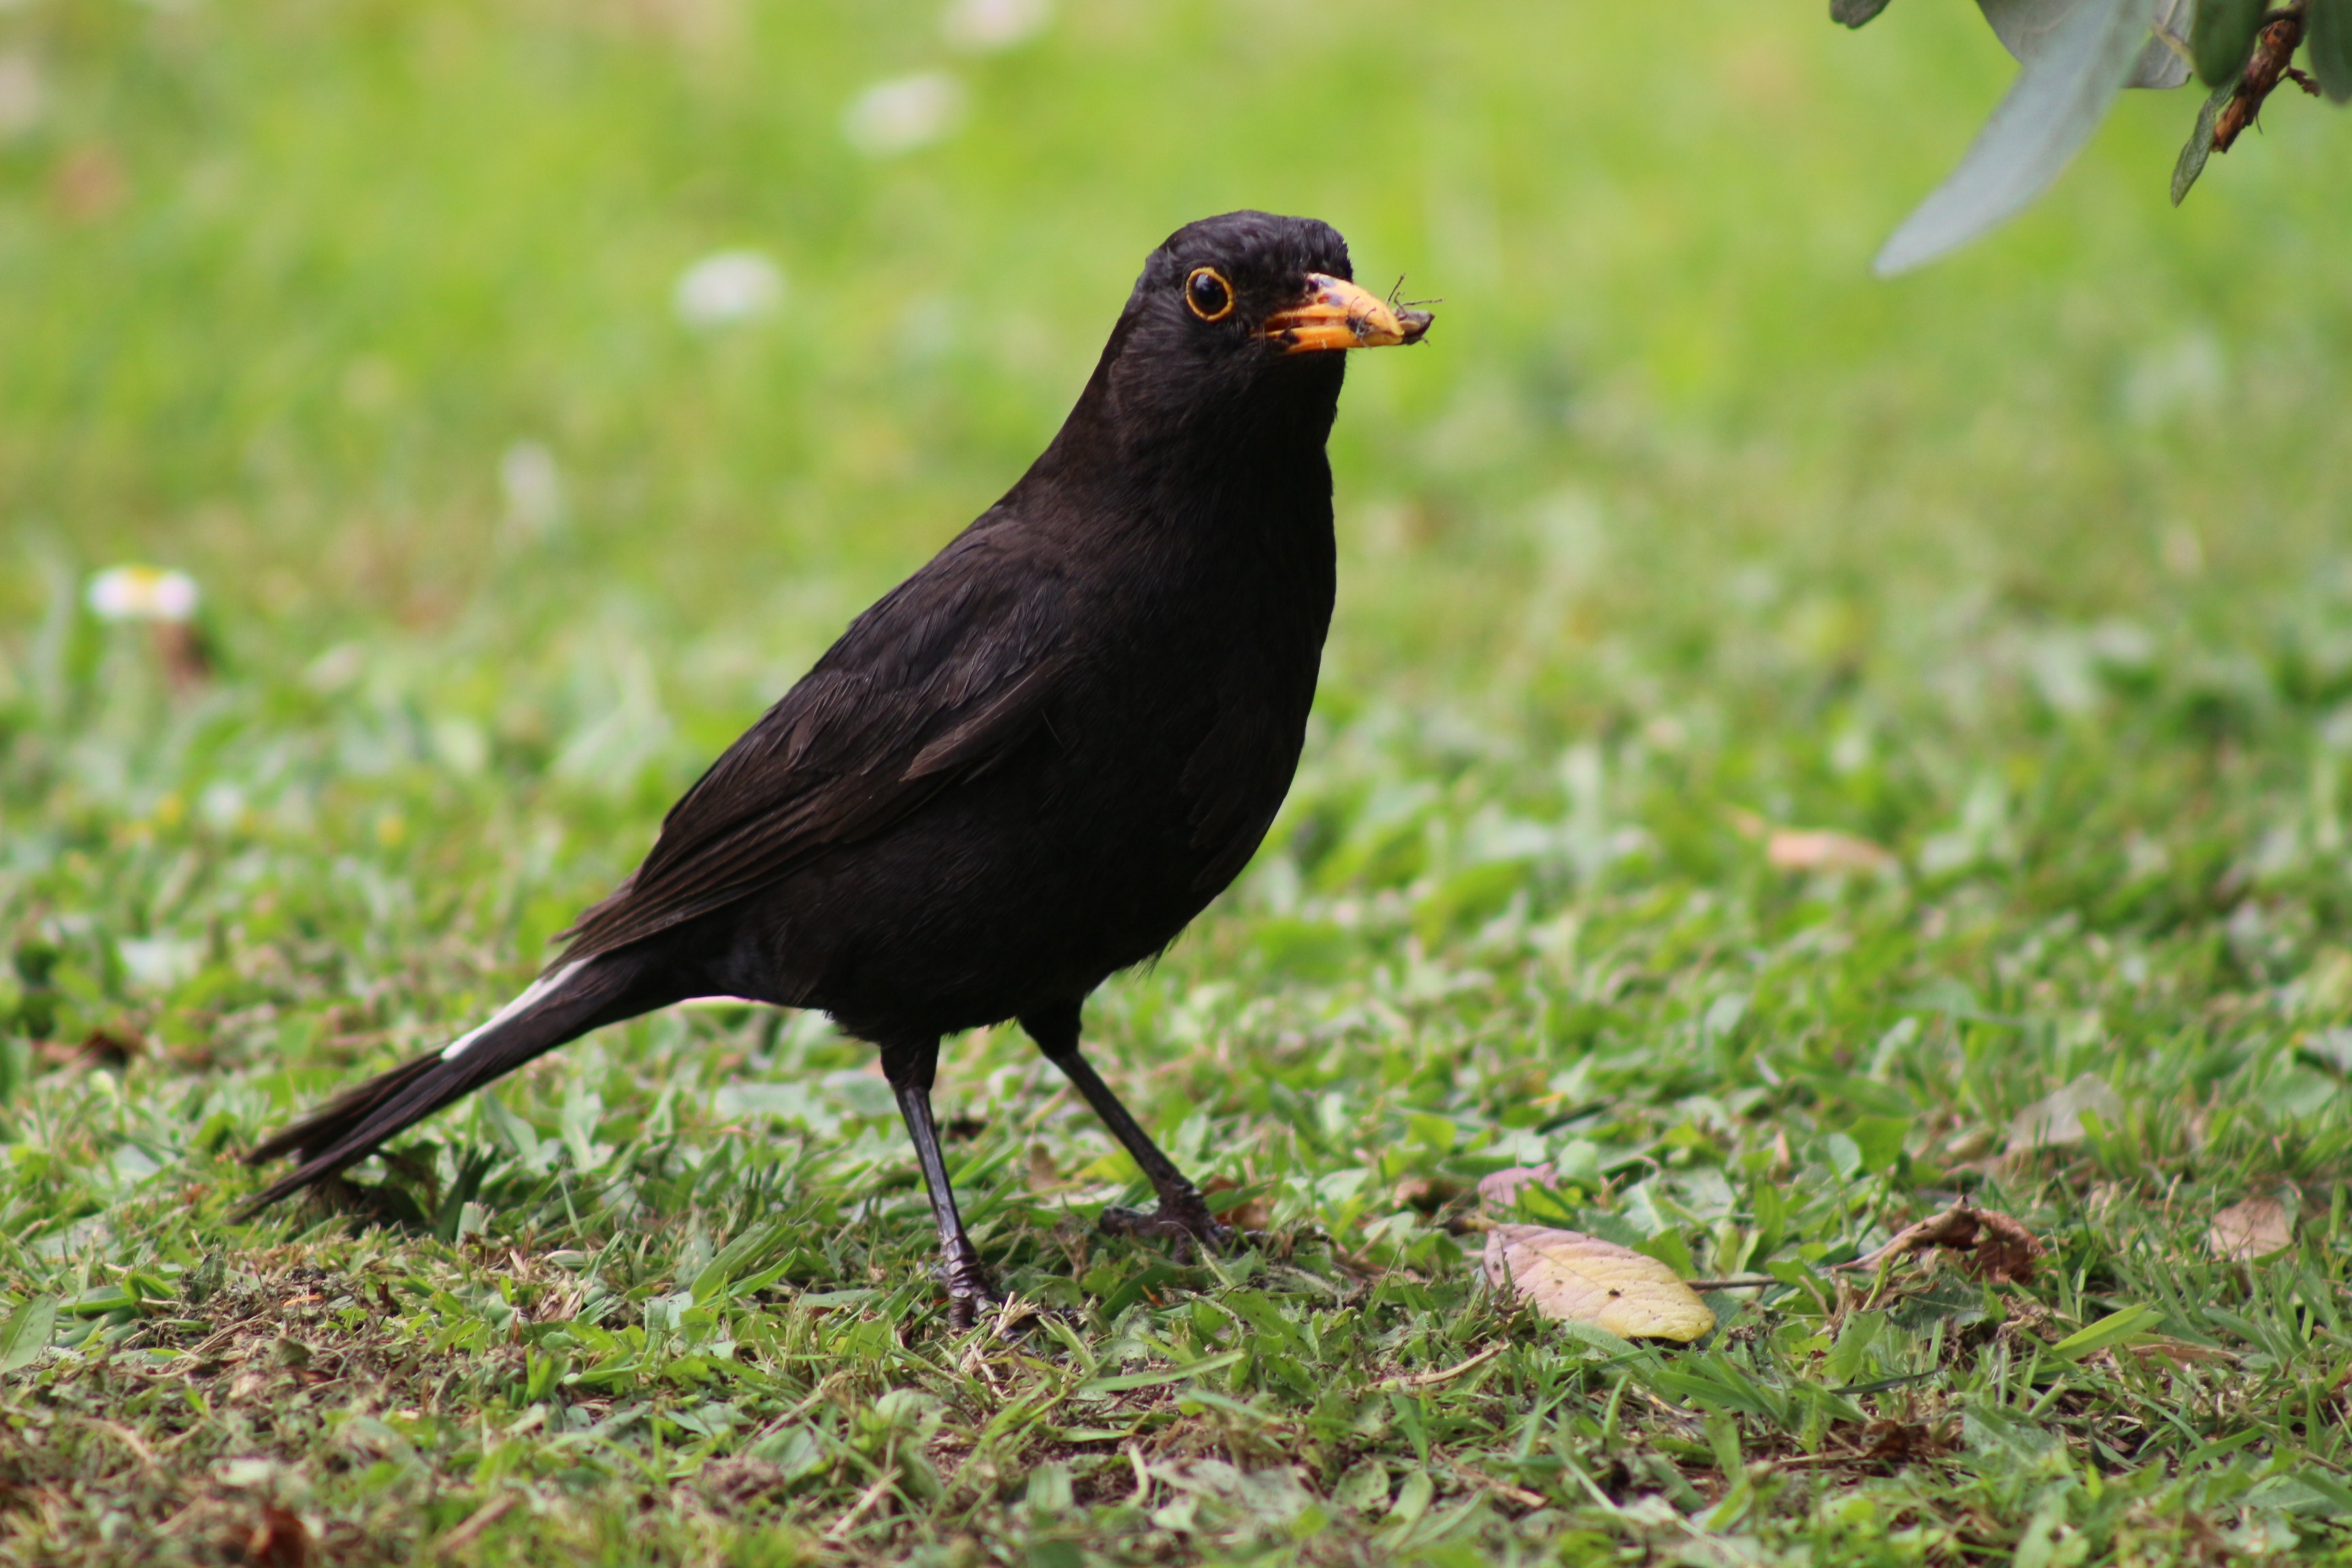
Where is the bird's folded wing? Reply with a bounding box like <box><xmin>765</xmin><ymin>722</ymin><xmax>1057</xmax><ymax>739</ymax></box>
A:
<box><xmin>553</xmin><ymin>531</ymin><xmax>1071</xmax><ymax>964</ymax></box>
<box><xmin>1180</xmin><ymin>700</ymin><xmax>1294</xmax><ymax>894</ymax></box>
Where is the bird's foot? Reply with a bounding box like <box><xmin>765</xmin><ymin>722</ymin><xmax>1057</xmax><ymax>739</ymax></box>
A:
<box><xmin>1098</xmin><ymin>1194</ymin><xmax>1231</xmax><ymax>1263</ymax></box>
<box><xmin>945</xmin><ymin>1282</ymin><xmax>1004</xmax><ymax>1330</ymax></box>
<box><xmin>938</xmin><ymin>1240</ymin><xmax>1000</xmax><ymax>1330</ymax></box>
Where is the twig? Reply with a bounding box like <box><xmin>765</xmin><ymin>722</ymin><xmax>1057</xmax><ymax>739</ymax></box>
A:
<box><xmin>1684</xmin><ymin>1275</ymin><xmax>1778</xmax><ymax>1291</ymax></box>
<box><xmin>823</xmin><ymin>1469</ymin><xmax>898</xmax><ymax>1541</ymax></box>
<box><xmin>436</xmin><ymin>1492</ymin><xmax>519</xmax><ymax>1556</ymax></box>
<box><xmin>73</xmin><ymin>1417</ymin><xmax>161</xmax><ymax>1473</ymax></box>
<box><xmin>1446</xmin><ymin>1460</ymin><xmax>1548</xmax><ymax>1509</ymax></box>
<box><xmin>2215</xmin><ymin>3</ymin><xmax>2314</xmax><ymax>153</ymax></box>
<box><xmin>1387</xmin><ymin>1342</ymin><xmax>1507</xmax><ymax>1388</ymax></box>
<box><xmin>180</xmin><ymin>1318</ymin><xmax>264</xmax><ymax>1362</ymax></box>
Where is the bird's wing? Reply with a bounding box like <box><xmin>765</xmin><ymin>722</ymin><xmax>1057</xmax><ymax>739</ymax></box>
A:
<box><xmin>1179</xmin><ymin>698</ymin><xmax>1300</xmax><ymax>894</ymax></box>
<box><xmin>553</xmin><ymin>527</ymin><xmax>1071</xmax><ymax>964</ymax></box>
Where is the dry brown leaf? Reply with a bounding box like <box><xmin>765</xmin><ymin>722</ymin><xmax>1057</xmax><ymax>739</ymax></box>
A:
<box><xmin>1839</xmin><ymin>1198</ymin><xmax>2044</xmax><ymax>1285</ymax></box>
<box><xmin>1200</xmin><ymin>1175</ymin><xmax>1268</xmax><ymax>1233</ymax></box>
<box><xmin>1968</xmin><ymin>1209</ymin><xmax>2044</xmax><ymax>1284</ymax></box>
<box><xmin>1026</xmin><ymin>1141</ymin><xmax>1060</xmax><ymax>1193</ymax></box>
<box><xmin>246</xmin><ymin>1506</ymin><xmax>314</xmax><ymax>1568</ymax></box>
<box><xmin>2208</xmin><ymin>1196</ymin><xmax>2293</xmax><ymax>1262</ymax></box>
<box><xmin>1476</xmin><ymin>1164</ymin><xmax>1559</xmax><ymax>1211</ymax></box>
<box><xmin>1483</xmin><ymin>1224</ymin><xmax>1714</xmax><ymax>1341</ymax></box>
<box><xmin>2127</xmin><ymin>1336</ymin><xmax>2240</xmax><ymax>1369</ymax></box>
<box><xmin>1766</xmin><ymin>828</ymin><xmax>1898</xmax><ymax>875</ymax></box>
<box><xmin>1859</xmin><ymin>1418</ymin><xmax>1957</xmax><ymax>1464</ymax></box>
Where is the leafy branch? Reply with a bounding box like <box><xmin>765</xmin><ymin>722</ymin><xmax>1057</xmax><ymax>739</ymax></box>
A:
<box><xmin>1843</xmin><ymin>0</ymin><xmax>2352</xmax><ymax>274</ymax></box>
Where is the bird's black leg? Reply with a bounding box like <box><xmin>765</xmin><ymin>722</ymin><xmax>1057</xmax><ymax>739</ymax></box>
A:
<box><xmin>1021</xmin><ymin>1006</ymin><xmax>1229</xmax><ymax>1261</ymax></box>
<box><xmin>881</xmin><ymin>1036</ymin><xmax>998</xmax><ymax>1328</ymax></box>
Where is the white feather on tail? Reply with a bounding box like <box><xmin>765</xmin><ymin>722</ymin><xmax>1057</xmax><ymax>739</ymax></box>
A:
<box><xmin>440</xmin><ymin>961</ymin><xmax>587</xmax><ymax>1061</ymax></box>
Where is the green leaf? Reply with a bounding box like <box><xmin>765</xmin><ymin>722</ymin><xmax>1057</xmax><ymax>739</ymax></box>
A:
<box><xmin>689</xmin><ymin>1219</ymin><xmax>789</xmax><ymax>1305</ymax></box>
<box><xmin>1823</xmin><ymin>1310</ymin><xmax>1884</xmax><ymax>1384</ymax></box>
<box><xmin>1632</xmin><ymin>1226</ymin><xmax>1699</xmax><ymax>1280</ymax></box>
<box><xmin>2190</xmin><ymin>0</ymin><xmax>2263</xmax><ymax>85</ymax></box>
<box><xmin>2311</xmin><ymin>0</ymin><xmax>2352</xmax><ymax>103</ymax></box>
<box><xmin>1414</xmin><ymin>858</ymin><xmax>1529</xmax><ymax>943</ymax></box>
<box><xmin>1878</xmin><ymin>0</ymin><xmax>2163</xmax><ymax>274</ymax></box>
<box><xmin>0</xmin><ymin>1296</ymin><xmax>56</xmax><ymax>1374</ymax></box>
<box><xmin>2171</xmin><ymin>77</ymin><xmax>2238</xmax><ymax>204</ymax></box>
<box><xmin>1832</xmin><ymin>0</ymin><xmax>1895</xmax><ymax>27</ymax></box>
<box><xmin>1849</xmin><ymin>1115</ymin><xmax>1911</xmax><ymax>1174</ymax></box>
<box><xmin>430</xmin><ymin>1149</ymin><xmax>496</xmax><ymax>1244</ymax></box>
<box><xmin>1978</xmin><ymin>0</ymin><xmax>2192</xmax><ymax>88</ymax></box>
<box><xmin>2291</xmin><ymin>1469</ymin><xmax>2352</xmax><ymax>1516</ymax></box>
<box><xmin>2047</xmin><ymin>1303</ymin><xmax>2160</xmax><ymax>1360</ymax></box>
<box><xmin>67</xmin><ymin>1286</ymin><xmax>140</xmax><ymax>1318</ymax></box>
<box><xmin>477</xmin><ymin>1092</ymin><xmax>540</xmax><ymax>1164</ymax></box>
<box><xmin>1098</xmin><ymin>1261</ymin><xmax>1183</xmax><ymax>1324</ymax></box>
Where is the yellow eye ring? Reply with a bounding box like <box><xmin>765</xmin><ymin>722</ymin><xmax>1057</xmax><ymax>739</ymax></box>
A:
<box><xmin>1183</xmin><ymin>267</ymin><xmax>1235</xmax><ymax>323</ymax></box>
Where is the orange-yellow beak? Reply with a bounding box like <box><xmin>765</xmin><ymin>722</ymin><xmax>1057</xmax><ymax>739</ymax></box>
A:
<box><xmin>1261</xmin><ymin>274</ymin><xmax>1433</xmax><ymax>353</ymax></box>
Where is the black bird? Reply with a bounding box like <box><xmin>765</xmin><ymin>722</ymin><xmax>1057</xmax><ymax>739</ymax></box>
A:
<box><xmin>240</xmin><ymin>211</ymin><xmax>1432</xmax><ymax>1324</ymax></box>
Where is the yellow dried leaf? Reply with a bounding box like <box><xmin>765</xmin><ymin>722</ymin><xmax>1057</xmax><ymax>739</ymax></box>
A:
<box><xmin>1483</xmin><ymin>1224</ymin><xmax>1714</xmax><ymax>1342</ymax></box>
<box><xmin>2208</xmin><ymin>1196</ymin><xmax>2292</xmax><ymax>1262</ymax></box>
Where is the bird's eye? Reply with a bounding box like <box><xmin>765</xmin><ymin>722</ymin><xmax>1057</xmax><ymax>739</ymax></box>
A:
<box><xmin>1183</xmin><ymin>267</ymin><xmax>1235</xmax><ymax>323</ymax></box>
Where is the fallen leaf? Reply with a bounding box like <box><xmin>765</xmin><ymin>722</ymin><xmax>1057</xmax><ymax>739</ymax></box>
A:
<box><xmin>1392</xmin><ymin>1174</ymin><xmax>1467</xmax><ymax>1214</ymax></box>
<box><xmin>702</xmin><ymin>1456</ymin><xmax>791</xmax><ymax>1505</ymax></box>
<box><xmin>2127</xmin><ymin>1336</ymin><xmax>2241</xmax><ymax>1368</ymax></box>
<box><xmin>246</xmin><ymin>1505</ymin><xmax>314</xmax><ymax>1568</ymax></box>
<box><xmin>38</xmin><ymin>1028</ymin><xmax>144</xmax><ymax>1072</ymax></box>
<box><xmin>1767</xmin><ymin>828</ymin><xmax>1899</xmax><ymax>875</ymax></box>
<box><xmin>2006</xmin><ymin>1073</ymin><xmax>2123</xmax><ymax>1153</ymax></box>
<box><xmin>1967</xmin><ymin>1208</ymin><xmax>2046</xmax><ymax>1284</ymax></box>
<box><xmin>1840</xmin><ymin>1198</ymin><xmax>2044</xmax><ymax>1285</ymax></box>
<box><xmin>1483</xmin><ymin>1225</ymin><xmax>1714</xmax><ymax>1341</ymax></box>
<box><xmin>1200</xmin><ymin>1175</ymin><xmax>1268</xmax><ymax>1233</ymax></box>
<box><xmin>1476</xmin><ymin>1164</ymin><xmax>1558</xmax><ymax>1211</ymax></box>
<box><xmin>2208</xmin><ymin>1196</ymin><xmax>2293</xmax><ymax>1262</ymax></box>
<box><xmin>1859</xmin><ymin>1418</ymin><xmax>1956</xmax><ymax>1463</ymax></box>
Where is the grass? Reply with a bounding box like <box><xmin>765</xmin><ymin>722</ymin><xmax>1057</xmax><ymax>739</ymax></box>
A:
<box><xmin>7</xmin><ymin>0</ymin><xmax>2352</xmax><ymax>1562</ymax></box>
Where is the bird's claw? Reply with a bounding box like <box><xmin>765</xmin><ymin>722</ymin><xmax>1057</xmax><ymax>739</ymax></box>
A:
<box><xmin>1098</xmin><ymin>1198</ymin><xmax>1231</xmax><ymax>1262</ymax></box>
<box><xmin>938</xmin><ymin>1240</ymin><xmax>1001</xmax><ymax>1331</ymax></box>
<box><xmin>945</xmin><ymin>1282</ymin><xmax>1002</xmax><ymax>1332</ymax></box>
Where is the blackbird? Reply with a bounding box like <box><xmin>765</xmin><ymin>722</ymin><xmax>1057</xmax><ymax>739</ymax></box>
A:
<box><xmin>240</xmin><ymin>210</ymin><xmax>1432</xmax><ymax>1324</ymax></box>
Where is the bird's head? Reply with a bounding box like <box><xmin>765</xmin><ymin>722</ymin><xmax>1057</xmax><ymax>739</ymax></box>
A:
<box><xmin>1090</xmin><ymin>211</ymin><xmax>1431</xmax><ymax>457</ymax></box>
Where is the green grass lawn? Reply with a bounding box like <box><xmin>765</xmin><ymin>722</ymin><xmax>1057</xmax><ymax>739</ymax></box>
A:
<box><xmin>7</xmin><ymin>0</ymin><xmax>2352</xmax><ymax>1562</ymax></box>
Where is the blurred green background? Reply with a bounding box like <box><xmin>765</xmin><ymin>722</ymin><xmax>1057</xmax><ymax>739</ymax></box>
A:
<box><xmin>11</xmin><ymin>4</ymin><xmax>2352</xmax><ymax>1559</ymax></box>
<box><xmin>6</xmin><ymin>0</ymin><xmax>2352</xmax><ymax>1090</ymax></box>
<box><xmin>7</xmin><ymin>0</ymin><xmax>2352</xmax><ymax>1089</ymax></box>
<box><xmin>11</xmin><ymin>0</ymin><xmax>2348</xmax><ymax>683</ymax></box>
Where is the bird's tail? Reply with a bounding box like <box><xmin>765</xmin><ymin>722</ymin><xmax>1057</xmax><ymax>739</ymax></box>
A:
<box><xmin>235</xmin><ymin>955</ymin><xmax>651</xmax><ymax>1218</ymax></box>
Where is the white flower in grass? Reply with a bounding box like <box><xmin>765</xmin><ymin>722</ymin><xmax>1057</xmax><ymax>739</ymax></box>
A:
<box><xmin>499</xmin><ymin>439</ymin><xmax>565</xmax><ymax>538</ymax></box>
<box><xmin>843</xmin><ymin>72</ymin><xmax>964</xmax><ymax>157</ymax></box>
<box><xmin>119</xmin><ymin>936</ymin><xmax>201</xmax><ymax>991</ymax></box>
<box><xmin>672</xmin><ymin>249</ymin><xmax>785</xmax><ymax>329</ymax></box>
<box><xmin>0</xmin><ymin>53</ymin><xmax>44</xmax><ymax>139</ymax></box>
<box><xmin>87</xmin><ymin>565</ymin><xmax>199</xmax><ymax>624</ymax></box>
<box><xmin>941</xmin><ymin>0</ymin><xmax>1050</xmax><ymax>53</ymax></box>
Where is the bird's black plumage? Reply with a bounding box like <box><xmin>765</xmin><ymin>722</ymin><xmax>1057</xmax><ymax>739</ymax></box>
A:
<box><xmin>242</xmin><ymin>211</ymin><xmax>1432</xmax><ymax>1322</ymax></box>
